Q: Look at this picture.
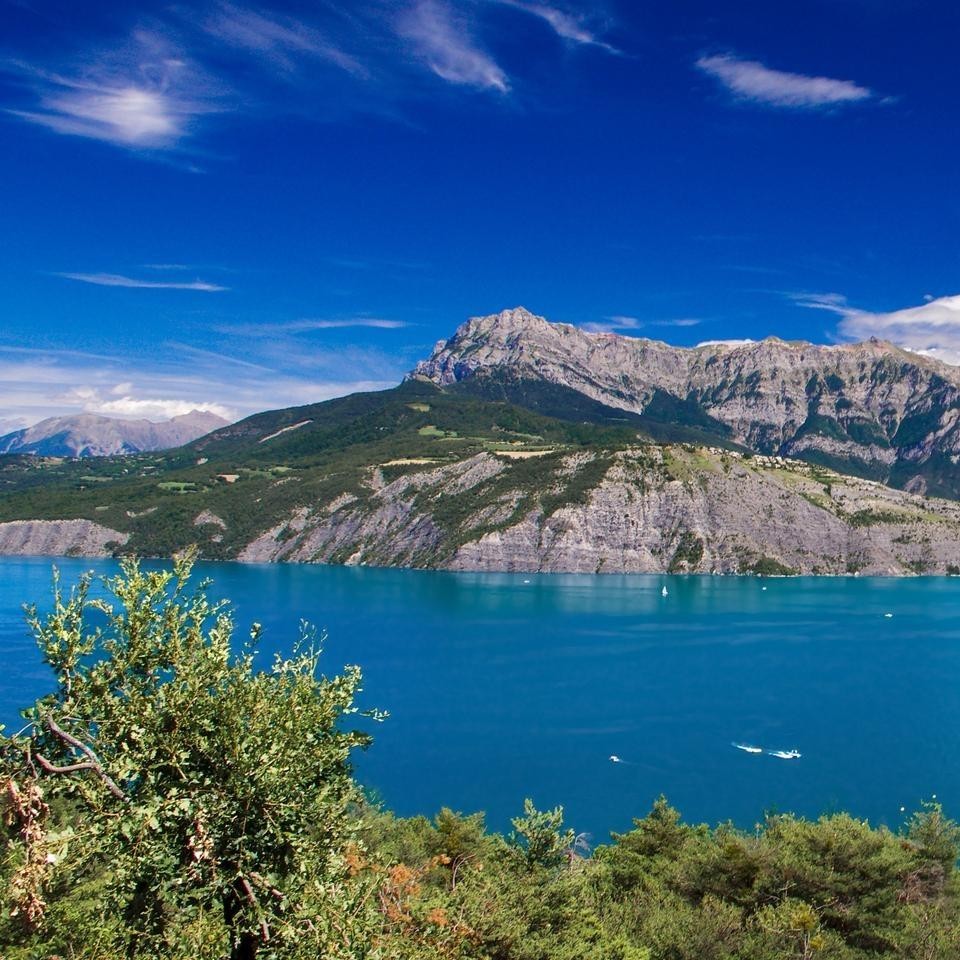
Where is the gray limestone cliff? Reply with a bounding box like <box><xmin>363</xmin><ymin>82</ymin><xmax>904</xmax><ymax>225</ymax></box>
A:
<box><xmin>231</xmin><ymin>447</ymin><xmax>960</xmax><ymax>576</ymax></box>
<box><xmin>0</xmin><ymin>520</ymin><xmax>129</xmax><ymax>557</ymax></box>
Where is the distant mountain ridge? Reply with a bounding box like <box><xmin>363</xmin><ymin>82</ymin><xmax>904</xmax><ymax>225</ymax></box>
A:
<box><xmin>10</xmin><ymin>307</ymin><xmax>960</xmax><ymax>574</ymax></box>
<box><xmin>413</xmin><ymin>307</ymin><xmax>960</xmax><ymax>497</ymax></box>
<box><xmin>0</xmin><ymin>410</ymin><xmax>228</xmax><ymax>457</ymax></box>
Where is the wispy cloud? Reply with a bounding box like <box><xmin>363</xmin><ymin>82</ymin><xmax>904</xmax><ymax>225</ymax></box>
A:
<box><xmin>4</xmin><ymin>1</ymin><xmax>622</xmax><ymax>152</ymax></box>
<box><xmin>0</xmin><ymin>347</ymin><xmax>237</xmax><ymax>424</ymax></box>
<box><xmin>168</xmin><ymin>343</ymin><xmax>275</xmax><ymax>372</ymax></box>
<box><xmin>494</xmin><ymin>1</ymin><xmax>619</xmax><ymax>52</ymax></box>
<box><xmin>5</xmin><ymin>31</ymin><xmax>224</xmax><ymax>149</ymax></box>
<box><xmin>0</xmin><ymin>338</ymin><xmax>404</xmax><ymax>427</ymax></box>
<box><xmin>796</xmin><ymin>291</ymin><xmax>960</xmax><ymax>365</ymax></box>
<box><xmin>56</xmin><ymin>272</ymin><xmax>228</xmax><ymax>291</ymax></box>
<box><xmin>582</xmin><ymin>315</ymin><xmax>643</xmax><ymax>333</ymax></box>
<box><xmin>217</xmin><ymin>317</ymin><xmax>409</xmax><ymax>336</ymax></box>
<box><xmin>582</xmin><ymin>315</ymin><xmax>701</xmax><ymax>334</ymax></box>
<box><xmin>196</xmin><ymin>2</ymin><xmax>366</xmax><ymax>77</ymax></box>
<box><xmin>398</xmin><ymin>0</ymin><xmax>509</xmax><ymax>93</ymax></box>
<box><xmin>696</xmin><ymin>54</ymin><xmax>873</xmax><ymax>109</ymax></box>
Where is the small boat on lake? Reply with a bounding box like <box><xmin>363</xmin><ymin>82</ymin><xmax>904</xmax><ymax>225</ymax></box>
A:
<box><xmin>732</xmin><ymin>742</ymin><xmax>763</xmax><ymax>754</ymax></box>
<box><xmin>661</xmin><ymin>585</ymin><xmax>668</xmax><ymax>597</ymax></box>
<box><xmin>769</xmin><ymin>749</ymin><xmax>801</xmax><ymax>760</ymax></box>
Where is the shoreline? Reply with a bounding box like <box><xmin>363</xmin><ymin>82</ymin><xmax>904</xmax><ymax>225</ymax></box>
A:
<box><xmin>1</xmin><ymin>549</ymin><xmax>958</xmax><ymax>580</ymax></box>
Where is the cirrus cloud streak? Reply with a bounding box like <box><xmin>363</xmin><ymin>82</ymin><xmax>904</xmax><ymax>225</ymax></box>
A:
<box><xmin>3</xmin><ymin>1</ymin><xmax>623</xmax><ymax>152</ymax></box>
<box><xmin>696</xmin><ymin>54</ymin><xmax>873</xmax><ymax>109</ymax></box>
<box><xmin>57</xmin><ymin>272</ymin><xmax>228</xmax><ymax>291</ymax></box>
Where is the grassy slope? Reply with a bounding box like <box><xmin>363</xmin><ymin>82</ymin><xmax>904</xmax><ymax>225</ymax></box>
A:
<box><xmin>0</xmin><ymin>381</ymin><xmax>640</xmax><ymax>558</ymax></box>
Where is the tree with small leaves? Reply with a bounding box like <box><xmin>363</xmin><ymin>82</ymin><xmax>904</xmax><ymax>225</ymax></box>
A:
<box><xmin>0</xmin><ymin>552</ymin><xmax>382</xmax><ymax>960</ymax></box>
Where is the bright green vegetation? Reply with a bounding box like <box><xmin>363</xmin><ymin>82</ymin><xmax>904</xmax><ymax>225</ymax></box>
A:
<box><xmin>744</xmin><ymin>555</ymin><xmax>799</xmax><ymax>576</ymax></box>
<box><xmin>4</xmin><ymin>560</ymin><xmax>960</xmax><ymax>959</ymax></box>
<box><xmin>668</xmin><ymin>531</ymin><xmax>705</xmax><ymax>572</ymax></box>
<box><xmin>848</xmin><ymin>509</ymin><xmax>911</xmax><ymax>528</ymax></box>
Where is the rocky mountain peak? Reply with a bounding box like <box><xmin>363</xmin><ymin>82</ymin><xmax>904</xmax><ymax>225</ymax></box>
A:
<box><xmin>412</xmin><ymin>307</ymin><xmax>960</xmax><ymax>496</ymax></box>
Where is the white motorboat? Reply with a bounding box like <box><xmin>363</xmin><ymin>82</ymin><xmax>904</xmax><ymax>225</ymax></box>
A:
<box><xmin>769</xmin><ymin>749</ymin><xmax>801</xmax><ymax>760</ymax></box>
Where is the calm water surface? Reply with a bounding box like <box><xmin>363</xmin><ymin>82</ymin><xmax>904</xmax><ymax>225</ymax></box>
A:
<box><xmin>1</xmin><ymin>557</ymin><xmax>956</xmax><ymax>843</ymax></box>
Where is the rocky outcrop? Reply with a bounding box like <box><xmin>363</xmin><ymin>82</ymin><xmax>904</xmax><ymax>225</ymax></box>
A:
<box><xmin>0</xmin><ymin>520</ymin><xmax>129</xmax><ymax>557</ymax></box>
<box><xmin>228</xmin><ymin>446</ymin><xmax>960</xmax><ymax>575</ymax></box>
<box><xmin>413</xmin><ymin>307</ymin><xmax>960</xmax><ymax>494</ymax></box>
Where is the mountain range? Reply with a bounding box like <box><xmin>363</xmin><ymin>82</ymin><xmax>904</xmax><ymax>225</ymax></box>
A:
<box><xmin>4</xmin><ymin>307</ymin><xmax>960</xmax><ymax>575</ymax></box>
<box><xmin>414</xmin><ymin>307</ymin><xmax>960</xmax><ymax>498</ymax></box>
<box><xmin>0</xmin><ymin>411</ymin><xmax>229</xmax><ymax>457</ymax></box>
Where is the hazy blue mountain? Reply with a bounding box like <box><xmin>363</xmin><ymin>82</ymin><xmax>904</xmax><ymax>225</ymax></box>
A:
<box><xmin>0</xmin><ymin>410</ymin><xmax>228</xmax><ymax>457</ymax></box>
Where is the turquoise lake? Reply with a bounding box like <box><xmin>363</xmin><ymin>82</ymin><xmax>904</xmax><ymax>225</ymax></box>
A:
<box><xmin>1</xmin><ymin>557</ymin><xmax>956</xmax><ymax>844</ymax></box>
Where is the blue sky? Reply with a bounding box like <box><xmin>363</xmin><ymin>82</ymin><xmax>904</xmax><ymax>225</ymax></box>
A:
<box><xmin>3</xmin><ymin>0</ymin><xmax>960</xmax><ymax>427</ymax></box>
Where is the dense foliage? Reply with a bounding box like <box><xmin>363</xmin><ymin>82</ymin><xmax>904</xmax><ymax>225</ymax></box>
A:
<box><xmin>3</xmin><ymin>559</ymin><xmax>960</xmax><ymax>959</ymax></box>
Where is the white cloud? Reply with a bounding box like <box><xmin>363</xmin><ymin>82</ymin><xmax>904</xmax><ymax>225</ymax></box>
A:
<box><xmin>169</xmin><ymin>343</ymin><xmax>274</xmax><ymax>372</ymax></box>
<box><xmin>398</xmin><ymin>0</ymin><xmax>509</xmax><ymax>92</ymax></box>
<box><xmin>582</xmin><ymin>315</ymin><xmax>642</xmax><ymax>333</ymax></box>
<box><xmin>696</xmin><ymin>54</ymin><xmax>872</xmax><ymax>109</ymax></box>
<box><xmin>796</xmin><ymin>292</ymin><xmax>960</xmax><ymax>365</ymax></box>
<box><xmin>5</xmin><ymin>1</ymin><xmax>625</xmax><ymax>153</ymax></box>
<box><xmin>52</xmin><ymin>383</ymin><xmax>231</xmax><ymax>420</ymax></box>
<box><xmin>6</xmin><ymin>32</ymin><xmax>224</xmax><ymax>149</ymax></box>
<box><xmin>14</xmin><ymin>86</ymin><xmax>180</xmax><ymax>145</ymax></box>
<box><xmin>93</xmin><ymin>395</ymin><xmax>234</xmax><ymax>420</ymax></box>
<box><xmin>57</xmin><ymin>272</ymin><xmax>228</xmax><ymax>291</ymax></box>
<box><xmin>493</xmin><ymin>1</ymin><xmax>618</xmax><ymax>52</ymax></box>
